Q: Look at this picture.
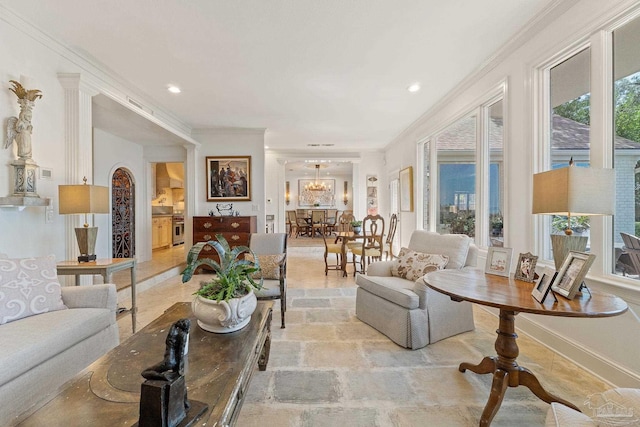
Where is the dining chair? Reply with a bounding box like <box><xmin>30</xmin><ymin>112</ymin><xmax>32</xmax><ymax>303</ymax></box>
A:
<box><xmin>286</xmin><ymin>210</ymin><xmax>297</xmax><ymax>237</ymax></box>
<box><xmin>249</xmin><ymin>233</ymin><xmax>288</xmax><ymax>328</ymax></box>
<box><xmin>337</xmin><ymin>212</ymin><xmax>354</xmax><ymax>232</ymax></box>
<box><xmin>325</xmin><ymin>209</ymin><xmax>338</xmax><ymax>235</ymax></box>
<box><xmin>293</xmin><ymin>211</ymin><xmax>311</xmax><ymax>237</ymax></box>
<box><xmin>384</xmin><ymin>213</ymin><xmax>398</xmax><ymax>260</ymax></box>
<box><xmin>322</xmin><ymin>231</ymin><xmax>343</xmax><ymax>275</ymax></box>
<box><xmin>311</xmin><ymin>210</ymin><xmax>327</xmax><ymax>237</ymax></box>
<box><xmin>351</xmin><ymin>214</ymin><xmax>385</xmax><ymax>276</ymax></box>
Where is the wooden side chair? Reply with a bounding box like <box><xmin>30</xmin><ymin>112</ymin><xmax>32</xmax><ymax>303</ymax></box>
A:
<box><xmin>311</xmin><ymin>210</ymin><xmax>326</xmax><ymax>237</ymax></box>
<box><xmin>322</xmin><ymin>232</ymin><xmax>343</xmax><ymax>275</ymax></box>
<box><xmin>249</xmin><ymin>233</ymin><xmax>288</xmax><ymax>328</ymax></box>
<box><xmin>325</xmin><ymin>209</ymin><xmax>338</xmax><ymax>235</ymax></box>
<box><xmin>337</xmin><ymin>212</ymin><xmax>355</xmax><ymax>232</ymax></box>
<box><xmin>351</xmin><ymin>214</ymin><xmax>385</xmax><ymax>276</ymax></box>
<box><xmin>620</xmin><ymin>232</ymin><xmax>640</xmax><ymax>276</ymax></box>
<box><xmin>384</xmin><ymin>213</ymin><xmax>398</xmax><ymax>260</ymax></box>
<box><xmin>293</xmin><ymin>211</ymin><xmax>311</xmax><ymax>237</ymax></box>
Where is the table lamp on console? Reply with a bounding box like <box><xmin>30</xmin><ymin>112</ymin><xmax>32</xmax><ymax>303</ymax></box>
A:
<box><xmin>532</xmin><ymin>159</ymin><xmax>615</xmax><ymax>269</ymax></box>
<box><xmin>59</xmin><ymin>177</ymin><xmax>109</xmax><ymax>262</ymax></box>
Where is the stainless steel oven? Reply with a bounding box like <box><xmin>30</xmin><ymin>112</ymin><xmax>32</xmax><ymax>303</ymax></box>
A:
<box><xmin>172</xmin><ymin>215</ymin><xmax>184</xmax><ymax>245</ymax></box>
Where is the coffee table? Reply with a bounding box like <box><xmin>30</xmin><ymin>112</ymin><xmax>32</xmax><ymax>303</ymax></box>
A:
<box><xmin>18</xmin><ymin>301</ymin><xmax>273</xmax><ymax>427</ymax></box>
<box><xmin>424</xmin><ymin>268</ymin><xmax>628</xmax><ymax>427</ymax></box>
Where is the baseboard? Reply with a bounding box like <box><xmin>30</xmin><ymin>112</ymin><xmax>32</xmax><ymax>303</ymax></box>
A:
<box><xmin>479</xmin><ymin>306</ymin><xmax>640</xmax><ymax>388</ymax></box>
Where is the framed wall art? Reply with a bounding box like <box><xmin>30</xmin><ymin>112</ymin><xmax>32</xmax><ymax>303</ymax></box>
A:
<box><xmin>484</xmin><ymin>247</ymin><xmax>513</xmax><ymax>277</ymax></box>
<box><xmin>514</xmin><ymin>252</ymin><xmax>538</xmax><ymax>282</ymax></box>
<box><xmin>206</xmin><ymin>156</ymin><xmax>251</xmax><ymax>201</ymax></box>
<box><xmin>400</xmin><ymin>166</ymin><xmax>414</xmax><ymax>212</ymax></box>
<box><xmin>531</xmin><ymin>266</ymin><xmax>557</xmax><ymax>304</ymax></box>
<box><xmin>298</xmin><ymin>179</ymin><xmax>335</xmax><ymax>206</ymax></box>
<box><xmin>551</xmin><ymin>251</ymin><xmax>595</xmax><ymax>299</ymax></box>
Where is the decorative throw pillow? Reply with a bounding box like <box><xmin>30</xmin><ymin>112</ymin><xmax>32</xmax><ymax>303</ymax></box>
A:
<box><xmin>391</xmin><ymin>247</ymin><xmax>449</xmax><ymax>281</ymax></box>
<box><xmin>0</xmin><ymin>255</ymin><xmax>67</xmax><ymax>325</ymax></box>
<box><xmin>247</xmin><ymin>254</ymin><xmax>285</xmax><ymax>280</ymax></box>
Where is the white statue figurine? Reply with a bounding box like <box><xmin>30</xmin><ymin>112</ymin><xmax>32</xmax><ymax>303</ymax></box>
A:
<box><xmin>4</xmin><ymin>80</ymin><xmax>42</xmax><ymax>160</ymax></box>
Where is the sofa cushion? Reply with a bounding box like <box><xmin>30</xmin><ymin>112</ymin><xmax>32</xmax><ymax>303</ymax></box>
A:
<box><xmin>0</xmin><ymin>256</ymin><xmax>67</xmax><ymax>325</ymax></box>
<box><xmin>0</xmin><ymin>307</ymin><xmax>112</xmax><ymax>386</ymax></box>
<box><xmin>391</xmin><ymin>247</ymin><xmax>448</xmax><ymax>281</ymax></box>
<box><xmin>356</xmin><ymin>274</ymin><xmax>419</xmax><ymax>309</ymax></box>
<box><xmin>247</xmin><ymin>254</ymin><xmax>285</xmax><ymax>280</ymax></box>
<box><xmin>408</xmin><ymin>231</ymin><xmax>472</xmax><ymax>270</ymax></box>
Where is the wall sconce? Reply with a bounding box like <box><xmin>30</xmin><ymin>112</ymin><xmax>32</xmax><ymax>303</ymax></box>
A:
<box><xmin>59</xmin><ymin>177</ymin><xmax>109</xmax><ymax>262</ymax></box>
<box><xmin>343</xmin><ymin>181</ymin><xmax>348</xmax><ymax>205</ymax></box>
<box><xmin>285</xmin><ymin>181</ymin><xmax>290</xmax><ymax>205</ymax></box>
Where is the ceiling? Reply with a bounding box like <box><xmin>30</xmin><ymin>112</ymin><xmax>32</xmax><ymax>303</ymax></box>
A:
<box><xmin>2</xmin><ymin>0</ymin><xmax>555</xmax><ymax>153</ymax></box>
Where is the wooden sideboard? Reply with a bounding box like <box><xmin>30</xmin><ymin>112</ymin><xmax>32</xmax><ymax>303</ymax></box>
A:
<box><xmin>193</xmin><ymin>215</ymin><xmax>257</xmax><ymax>272</ymax></box>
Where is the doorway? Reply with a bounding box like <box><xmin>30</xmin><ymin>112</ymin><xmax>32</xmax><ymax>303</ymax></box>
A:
<box><xmin>112</xmin><ymin>168</ymin><xmax>135</xmax><ymax>258</ymax></box>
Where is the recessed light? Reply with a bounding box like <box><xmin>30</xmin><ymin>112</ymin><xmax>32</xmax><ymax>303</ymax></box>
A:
<box><xmin>167</xmin><ymin>85</ymin><xmax>181</xmax><ymax>94</ymax></box>
<box><xmin>407</xmin><ymin>83</ymin><xmax>421</xmax><ymax>93</ymax></box>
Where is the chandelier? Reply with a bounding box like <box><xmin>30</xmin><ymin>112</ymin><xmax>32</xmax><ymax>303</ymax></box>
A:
<box><xmin>305</xmin><ymin>164</ymin><xmax>328</xmax><ymax>192</ymax></box>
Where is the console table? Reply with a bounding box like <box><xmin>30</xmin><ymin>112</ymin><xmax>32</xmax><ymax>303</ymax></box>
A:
<box><xmin>18</xmin><ymin>301</ymin><xmax>273</xmax><ymax>427</ymax></box>
<box><xmin>56</xmin><ymin>258</ymin><xmax>137</xmax><ymax>332</ymax></box>
<box><xmin>424</xmin><ymin>268</ymin><xmax>628</xmax><ymax>426</ymax></box>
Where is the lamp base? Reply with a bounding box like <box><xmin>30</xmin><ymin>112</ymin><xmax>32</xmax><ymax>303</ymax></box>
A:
<box><xmin>75</xmin><ymin>227</ymin><xmax>99</xmax><ymax>264</ymax></box>
<box><xmin>550</xmin><ymin>234</ymin><xmax>588</xmax><ymax>270</ymax></box>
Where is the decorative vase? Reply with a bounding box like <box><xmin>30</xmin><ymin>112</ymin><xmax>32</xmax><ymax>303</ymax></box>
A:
<box><xmin>191</xmin><ymin>290</ymin><xmax>257</xmax><ymax>333</ymax></box>
<box><xmin>353</xmin><ymin>226</ymin><xmax>361</xmax><ymax>235</ymax></box>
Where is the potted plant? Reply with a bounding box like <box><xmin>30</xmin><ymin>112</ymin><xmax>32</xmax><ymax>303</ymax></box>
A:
<box><xmin>181</xmin><ymin>234</ymin><xmax>262</xmax><ymax>333</ymax></box>
<box><xmin>351</xmin><ymin>220</ymin><xmax>363</xmax><ymax>234</ymax></box>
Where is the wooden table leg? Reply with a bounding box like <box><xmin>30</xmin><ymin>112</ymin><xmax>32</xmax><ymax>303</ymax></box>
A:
<box><xmin>258</xmin><ymin>311</ymin><xmax>272</xmax><ymax>371</ymax></box>
<box><xmin>459</xmin><ymin>309</ymin><xmax>579</xmax><ymax>426</ymax></box>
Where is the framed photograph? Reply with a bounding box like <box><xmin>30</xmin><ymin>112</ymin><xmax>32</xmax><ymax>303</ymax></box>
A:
<box><xmin>514</xmin><ymin>252</ymin><xmax>538</xmax><ymax>282</ymax></box>
<box><xmin>532</xmin><ymin>267</ymin><xmax>557</xmax><ymax>304</ymax></box>
<box><xmin>485</xmin><ymin>247</ymin><xmax>513</xmax><ymax>277</ymax></box>
<box><xmin>551</xmin><ymin>251</ymin><xmax>596</xmax><ymax>299</ymax></box>
<box><xmin>206</xmin><ymin>156</ymin><xmax>251</xmax><ymax>201</ymax></box>
<box><xmin>400</xmin><ymin>166</ymin><xmax>413</xmax><ymax>212</ymax></box>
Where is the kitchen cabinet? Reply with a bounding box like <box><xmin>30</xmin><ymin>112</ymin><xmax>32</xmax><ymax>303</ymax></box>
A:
<box><xmin>152</xmin><ymin>216</ymin><xmax>172</xmax><ymax>250</ymax></box>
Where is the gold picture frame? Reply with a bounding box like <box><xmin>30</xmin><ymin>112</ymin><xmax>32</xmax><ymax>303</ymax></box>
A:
<box><xmin>206</xmin><ymin>156</ymin><xmax>251</xmax><ymax>201</ymax></box>
<box><xmin>514</xmin><ymin>252</ymin><xmax>538</xmax><ymax>282</ymax></box>
<box><xmin>400</xmin><ymin>166</ymin><xmax>413</xmax><ymax>212</ymax></box>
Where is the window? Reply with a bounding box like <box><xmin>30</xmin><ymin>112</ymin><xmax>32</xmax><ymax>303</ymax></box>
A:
<box><xmin>435</xmin><ymin>115</ymin><xmax>477</xmax><ymax>237</ymax></box>
<box><xmin>542</xmin><ymin>48</ymin><xmax>591</xmax><ymax>263</ymax></box>
<box><xmin>488</xmin><ymin>99</ymin><xmax>505</xmax><ymax>247</ymax></box>
<box><xmin>613</xmin><ymin>16</ymin><xmax>640</xmax><ymax>278</ymax></box>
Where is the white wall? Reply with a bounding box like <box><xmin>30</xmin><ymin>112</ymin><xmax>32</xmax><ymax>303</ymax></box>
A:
<box><xmin>191</xmin><ymin>129</ymin><xmax>266</xmax><ymax>236</ymax></box>
<box><xmin>384</xmin><ymin>0</ymin><xmax>640</xmax><ymax>386</ymax></box>
<box><xmin>93</xmin><ymin>128</ymin><xmax>147</xmax><ymax>261</ymax></box>
<box><xmin>0</xmin><ymin>17</ymin><xmax>78</xmax><ymax>259</ymax></box>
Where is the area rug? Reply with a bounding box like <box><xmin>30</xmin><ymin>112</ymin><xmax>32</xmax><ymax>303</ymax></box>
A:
<box><xmin>237</xmin><ymin>288</ymin><xmax>609</xmax><ymax>427</ymax></box>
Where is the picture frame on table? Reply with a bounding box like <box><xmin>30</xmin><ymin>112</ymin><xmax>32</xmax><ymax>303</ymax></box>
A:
<box><xmin>484</xmin><ymin>247</ymin><xmax>513</xmax><ymax>277</ymax></box>
<box><xmin>399</xmin><ymin>166</ymin><xmax>414</xmax><ymax>212</ymax></box>
<box><xmin>551</xmin><ymin>251</ymin><xmax>596</xmax><ymax>299</ymax></box>
<box><xmin>206</xmin><ymin>156</ymin><xmax>251</xmax><ymax>202</ymax></box>
<box><xmin>531</xmin><ymin>267</ymin><xmax>557</xmax><ymax>304</ymax></box>
<box><xmin>514</xmin><ymin>252</ymin><xmax>538</xmax><ymax>282</ymax></box>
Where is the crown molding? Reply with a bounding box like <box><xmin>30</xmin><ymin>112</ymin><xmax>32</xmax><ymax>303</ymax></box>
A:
<box><xmin>192</xmin><ymin>127</ymin><xmax>267</xmax><ymax>136</ymax></box>
<box><xmin>0</xmin><ymin>4</ymin><xmax>196</xmax><ymax>144</ymax></box>
<box><xmin>387</xmin><ymin>0</ymin><xmax>579</xmax><ymax>148</ymax></box>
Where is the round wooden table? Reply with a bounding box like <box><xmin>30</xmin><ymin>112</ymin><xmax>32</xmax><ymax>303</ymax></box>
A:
<box><xmin>424</xmin><ymin>268</ymin><xmax>628</xmax><ymax>427</ymax></box>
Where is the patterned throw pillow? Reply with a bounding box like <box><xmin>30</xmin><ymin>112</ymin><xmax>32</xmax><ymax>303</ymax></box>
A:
<box><xmin>391</xmin><ymin>247</ymin><xmax>449</xmax><ymax>281</ymax></box>
<box><xmin>0</xmin><ymin>255</ymin><xmax>67</xmax><ymax>325</ymax></box>
<box><xmin>247</xmin><ymin>254</ymin><xmax>286</xmax><ymax>280</ymax></box>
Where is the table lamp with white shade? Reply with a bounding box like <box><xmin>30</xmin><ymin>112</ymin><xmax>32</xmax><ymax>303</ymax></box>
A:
<box><xmin>532</xmin><ymin>160</ymin><xmax>615</xmax><ymax>269</ymax></box>
<box><xmin>58</xmin><ymin>177</ymin><xmax>109</xmax><ymax>262</ymax></box>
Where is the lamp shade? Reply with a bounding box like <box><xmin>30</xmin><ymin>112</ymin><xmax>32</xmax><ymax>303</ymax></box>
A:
<box><xmin>58</xmin><ymin>184</ymin><xmax>109</xmax><ymax>214</ymax></box>
<box><xmin>532</xmin><ymin>166</ymin><xmax>615</xmax><ymax>216</ymax></box>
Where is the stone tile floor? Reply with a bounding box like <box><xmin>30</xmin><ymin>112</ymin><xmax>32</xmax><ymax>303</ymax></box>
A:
<box><xmin>117</xmin><ymin>246</ymin><xmax>611</xmax><ymax>426</ymax></box>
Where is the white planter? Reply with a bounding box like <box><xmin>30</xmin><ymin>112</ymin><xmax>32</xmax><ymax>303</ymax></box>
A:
<box><xmin>191</xmin><ymin>290</ymin><xmax>257</xmax><ymax>333</ymax></box>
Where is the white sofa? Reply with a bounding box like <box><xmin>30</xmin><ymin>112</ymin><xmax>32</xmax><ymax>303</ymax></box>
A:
<box><xmin>355</xmin><ymin>230</ymin><xmax>477</xmax><ymax>349</ymax></box>
<box><xmin>0</xmin><ymin>283</ymin><xmax>119</xmax><ymax>425</ymax></box>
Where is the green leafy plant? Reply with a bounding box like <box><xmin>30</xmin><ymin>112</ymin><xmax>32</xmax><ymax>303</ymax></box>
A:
<box><xmin>351</xmin><ymin>220</ymin><xmax>362</xmax><ymax>227</ymax></box>
<box><xmin>181</xmin><ymin>234</ymin><xmax>262</xmax><ymax>302</ymax></box>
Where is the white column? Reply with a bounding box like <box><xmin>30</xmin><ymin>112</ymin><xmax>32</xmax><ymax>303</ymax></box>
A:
<box><xmin>58</xmin><ymin>73</ymin><xmax>99</xmax><ymax>266</ymax></box>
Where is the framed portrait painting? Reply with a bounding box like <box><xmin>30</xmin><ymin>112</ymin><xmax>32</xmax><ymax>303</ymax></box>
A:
<box><xmin>206</xmin><ymin>156</ymin><xmax>251</xmax><ymax>201</ymax></box>
<box><xmin>551</xmin><ymin>251</ymin><xmax>595</xmax><ymax>299</ymax></box>
<box><xmin>484</xmin><ymin>247</ymin><xmax>513</xmax><ymax>277</ymax></box>
<box><xmin>531</xmin><ymin>267</ymin><xmax>557</xmax><ymax>304</ymax></box>
<box><xmin>400</xmin><ymin>166</ymin><xmax>413</xmax><ymax>212</ymax></box>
